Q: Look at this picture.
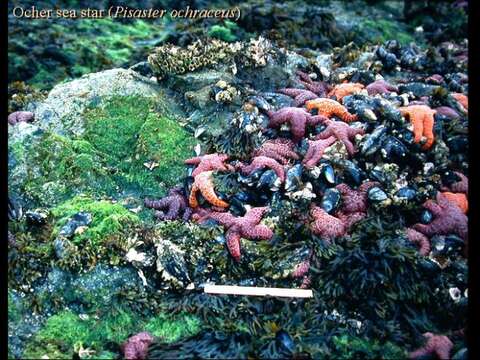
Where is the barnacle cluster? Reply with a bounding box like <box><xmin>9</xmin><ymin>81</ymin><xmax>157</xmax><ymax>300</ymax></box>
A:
<box><xmin>148</xmin><ymin>37</ymin><xmax>276</xmax><ymax>79</ymax></box>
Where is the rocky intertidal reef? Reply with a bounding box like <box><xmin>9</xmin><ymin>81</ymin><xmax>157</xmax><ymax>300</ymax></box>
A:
<box><xmin>8</xmin><ymin>7</ymin><xmax>469</xmax><ymax>360</ymax></box>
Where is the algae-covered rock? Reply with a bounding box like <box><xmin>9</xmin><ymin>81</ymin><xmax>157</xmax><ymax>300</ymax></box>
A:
<box><xmin>34</xmin><ymin>68</ymin><xmax>173</xmax><ymax>137</ymax></box>
<box><xmin>49</xmin><ymin>196</ymin><xmax>141</xmax><ymax>270</ymax></box>
<box><xmin>9</xmin><ymin>93</ymin><xmax>194</xmax><ymax>208</ymax></box>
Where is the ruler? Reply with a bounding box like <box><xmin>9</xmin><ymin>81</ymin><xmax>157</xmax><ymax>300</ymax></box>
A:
<box><xmin>203</xmin><ymin>284</ymin><xmax>313</xmax><ymax>298</ymax></box>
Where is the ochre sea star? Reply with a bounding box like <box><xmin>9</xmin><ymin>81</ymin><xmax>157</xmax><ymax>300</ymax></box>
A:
<box><xmin>408</xmin><ymin>332</ymin><xmax>453</xmax><ymax>360</ymax></box>
<box><xmin>189</xmin><ymin>171</ymin><xmax>229</xmax><ymax>209</ymax></box>
<box><xmin>399</xmin><ymin>104</ymin><xmax>437</xmax><ymax>150</ymax></box>
<box><xmin>328</xmin><ymin>83</ymin><xmax>365</xmax><ymax>103</ymax></box>
<box><xmin>441</xmin><ymin>171</ymin><xmax>468</xmax><ymax>194</ymax></box>
<box><xmin>8</xmin><ymin>111</ymin><xmax>34</xmax><ymax>126</ymax></box>
<box><xmin>122</xmin><ymin>332</ymin><xmax>154</xmax><ymax>360</ymax></box>
<box><xmin>440</xmin><ymin>191</ymin><xmax>468</xmax><ymax>213</ymax></box>
<box><xmin>267</xmin><ymin>107</ymin><xmax>328</xmax><ymax>142</ymax></box>
<box><xmin>366</xmin><ymin>79</ymin><xmax>398</xmax><ymax>96</ymax></box>
<box><xmin>314</xmin><ymin>119</ymin><xmax>364</xmax><ymax>155</ymax></box>
<box><xmin>305</xmin><ymin>98</ymin><xmax>358</xmax><ymax>122</ymax></box>
<box><xmin>194</xmin><ymin>207</ymin><xmax>273</xmax><ymax>261</ymax></box>
<box><xmin>144</xmin><ymin>186</ymin><xmax>192</xmax><ymax>221</ymax></box>
<box><xmin>413</xmin><ymin>192</ymin><xmax>467</xmax><ymax>241</ymax></box>
<box><xmin>405</xmin><ymin>227</ymin><xmax>431</xmax><ymax>256</ymax></box>
<box><xmin>278</xmin><ymin>88</ymin><xmax>319</xmax><ymax>106</ymax></box>
<box><xmin>310</xmin><ymin>205</ymin><xmax>346</xmax><ymax>242</ymax></box>
<box><xmin>302</xmin><ymin>136</ymin><xmax>337</xmax><ymax>168</ymax></box>
<box><xmin>184</xmin><ymin>153</ymin><xmax>233</xmax><ymax>177</ymax></box>
<box><xmin>236</xmin><ymin>156</ymin><xmax>286</xmax><ymax>182</ymax></box>
<box><xmin>253</xmin><ymin>138</ymin><xmax>299</xmax><ymax>165</ymax></box>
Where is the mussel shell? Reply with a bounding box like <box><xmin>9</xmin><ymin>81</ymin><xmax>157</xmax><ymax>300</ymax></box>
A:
<box><xmin>360</xmin><ymin>125</ymin><xmax>387</xmax><ymax>157</ymax></box>
<box><xmin>446</xmin><ymin>136</ymin><xmax>468</xmax><ymax>153</ymax></box>
<box><xmin>248</xmin><ymin>95</ymin><xmax>271</xmax><ymax>112</ymax></box>
<box><xmin>320</xmin><ymin>163</ymin><xmax>335</xmax><ymax>184</ymax></box>
<box><xmin>417</xmin><ymin>258</ymin><xmax>441</xmax><ymax>275</ymax></box>
<box><xmin>297</xmin><ymin>139</ymin><xmax>309</xmax><ymax>156</ymax></box>
<box><xmin>340</xmin><ymin>160</ymin><xmax>364</xmax><ymax>186</ymax></box>
<box><xmin>275</xmin><ymin>330</ymin><xmax>295</xmax><ymax>353</ymax></box>
<box><xmin>285</xmin><ymin>164</ymin><xmax>303</xmax><ymax>192</ymax></box>
<box><xmin>257</xmin><ymin>169</ymin><xmax>280</xmax><ymax>191</ymax></box>
<box><xmin>395</xmin><ymin>187</ymin><xmax>417</xmax><ymax>201</ymax></box>
<box><xmin>368</xmin><ymin>187</ymin><xmax>388</xmax><ymax>202</ymax></box>
<box><xmin>229</xmin><ymin>197</ymin><xmax>247</xmax><ymax>216</ymax></box>
<box><xmin>381</xmin><ymin>136</ymin><xmax>408</xmax><ymax>161</ymax></box>
<box><xmin>234</xmin><ymin>191</ymin><xmax>254</xmax><ymax>203</ymax></box>
<box><xmin>420</xmin><ymin>209</ymin><xmax>433</xmax><ymax>224</ymax></box>
<box><xmin>239</xmin><ymin>168</ymin><xmax>264</xmax><ymax>185</ymax></box>
<box><xmin>320</xmin><ymin>188</ymin><xmax>341</xmax><ymax>213</ymax></box>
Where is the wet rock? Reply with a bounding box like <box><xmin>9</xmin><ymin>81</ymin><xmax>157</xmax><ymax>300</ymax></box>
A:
<box><xmin>25</xmin><ymin>209</ymin><xmax>48</xmax><ymax>226</ymax></box>
<box><xmin>58</xmin><ymin>212</ymin><xmax>92</xmax><ymax>238</ymax></box>
<box><xmin>155</xmin><ymin>238</ymin><xmax>191</xmax><ymax>289</ymax></box>
<box><xmin>34</xmin><ymin>69</ymin><xmax>168</xmax><ymax>137</ymax></box>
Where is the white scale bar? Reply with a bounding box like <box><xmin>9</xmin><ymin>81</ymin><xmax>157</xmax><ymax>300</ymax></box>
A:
<box><xmin>203</xmin><ymin>284</ymin><xmax>313</xmax><ymax>298</ymax></box>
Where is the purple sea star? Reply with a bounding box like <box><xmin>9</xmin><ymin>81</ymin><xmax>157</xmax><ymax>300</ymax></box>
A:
<box><xmin>144</xmin><ymin>186</ymin><xmax>192</xmax><ymax>221</ymax></box>
<box><xmin>413</xmin><ymin>192</ymin><xmax>468</xmax><ymax>241</ymax></box>
<box><xmin>267</xmin><ymin>107</ymin><xmax>328</xmax><ymax>142</ymax></box>
<box><xmin>193</xmin><ymin>206</ymin><xmax>273</xmax><ymax>261</ymax></box>
<box><xmin>302</xmin><ymin>136</ymin><xmax>337</xmax><ymax>168</ymax></box>
<box><xmin>253</xmin><ymin>138</ymin><xmax>299</xmax><ymax>165</ymax></box>
<box><xmin>314</xmin><ymin>119</ymin><xmax>364</xmax><ymax>155</ymax></box>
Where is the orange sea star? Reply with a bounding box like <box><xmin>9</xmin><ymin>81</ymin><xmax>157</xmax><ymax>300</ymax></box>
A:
<box><xmin>305</xmin><ymin>98</ymin><xmax>358</xmax><ymax>122</ymax></box>
<box><xmin>440</xmin><ymin>191</ymin><xmax>468</xmax><ymax>213</ymax></box>
<box><xmin>399</xmin><ymin>104</ymin><xmax>437</xmax><ymax>150</ymax></box>
<box><xmin>328</xmin><ymin>83</ymin><xmax>365</xmax><ymax>103</ymax></box>
<box><xmin>189</xmin><ymin>171</ymin><xmax>229</xmax><ymax>209</ymax></box>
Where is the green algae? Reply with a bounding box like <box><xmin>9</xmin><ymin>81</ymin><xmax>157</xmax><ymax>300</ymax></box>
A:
<box><xmin>51</xmin><ymin>195</ymin><xmax>140</xmax><ymax>247</ymax></box>
<box><xmin>82</xmin><ymin>95</ymin><xmax>192</xmax><ymax>196</ymax></box>
<box><xmin>22</xmin><ymin>308</ymin><xmax>201</xmax><ymax>360</ymax></box>
<box><xmin>10</xmin><ymin>130</ymin><xmax>115</xmax><ymax>207</ymax></box>
<box><xmin>208</xmin><ymin>21</ymin><xmax>240</xmax><ymax>42</ymax></box>
<box><xmin>330</xmin><ymin>335</ymin><xmax>406</xmax><ymax>359</ymax></box>
<box><xmin>357</xmin><ymin>19</ymin><xmax>416</xmax><ymax>45</ymax></box>
<box><xmin>9</xmin><ymin>18</ymin><xmax>166</xmax><ymax>90</ymax></box>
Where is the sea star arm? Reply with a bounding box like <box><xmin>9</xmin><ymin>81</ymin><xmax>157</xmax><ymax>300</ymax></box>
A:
<box><xmin>184</xmin><ymin>157</ymin><xmax>202</xmax><ymax>165</ymax></box>
<box><xmin>165</xmin><ymin>200</ymin><xmax>181</xmax><ymax>220</ymax></box>
<box><xmin>243</xmin><ymin>224</ymin><xmax>274</xmax><ymax>240</ymax></box>
<box><xmin>226</xmin><ymin>227</ymin><xmax>242</xmax><ymax>261</ymax></box>
<box><xmin>307</xmin><ymin>114</ymin><xmax>329</xmax><ymax>126</ymax></box>
<box><xmin>199</xmin><ymin>183</ymin><xmax>229</xmax><ymax>208</ymax></box>
<box><xmin>315</xmin><ymin>127</ymin><xmax>334</xmax><ymax>140</ymax></box>
<box><xmin>182</xmin><ymin>207</ymin><xmax>193</xmax><ymax>221</ymax></box>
